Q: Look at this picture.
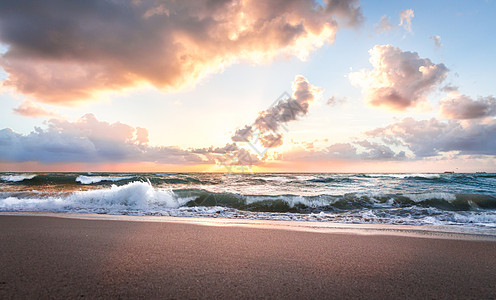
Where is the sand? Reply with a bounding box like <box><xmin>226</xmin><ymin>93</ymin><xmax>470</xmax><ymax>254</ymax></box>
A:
<box><xmin>1</xmin><ymin>214</ymin><xmax>495</xmax><ymax>299</ymax></box>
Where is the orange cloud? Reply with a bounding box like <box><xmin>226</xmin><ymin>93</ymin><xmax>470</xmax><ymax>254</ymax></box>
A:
<box><xmin>13</xmin><ymin>101</ymin><xmax>60</xmax><ymax>118</ymax></box>
<box><xmin>0</xmin><ymin>76</ymin><xmax>323</xmax><ymax>168</ymax></box>
<box><xmin>0</xmin><ymin>0</ymin><xmax>362</xmax><ymax>104</ymax></box>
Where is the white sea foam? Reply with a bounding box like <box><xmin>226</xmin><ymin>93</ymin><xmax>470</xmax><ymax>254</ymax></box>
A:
<box><xmin>0</xmin><ymin>174</ymin><xmax>36</xmax><ymax>182</ymax></box>
<box><xmin>406</xmin><ymin>192</ymin><xmax>457</xmax><ymax>202</ymax></box>
<box><xmin>444</xmin><ymin>212</ymin><xmax>496</xmax><ymax>227</ymax></box>
<box><xmin>0</xmin><ymin>181</ymin><xmax>190</xmax><ymax>213</ymax></box>
<box><xmin>244</xmin><ymin>195</ymin><xmax>331</xmax><ymax>208</ymax></box>
<box><xmin>76</xmin><ymin>175</ymin><xmax>134</xmax><ymax>184</ymax></box>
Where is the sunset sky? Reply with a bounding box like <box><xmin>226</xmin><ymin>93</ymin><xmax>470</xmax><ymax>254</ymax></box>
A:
<box><xmin>1</xmin><ymin>0</ymin><xmax>495</xmax><ymax>172</ymax></box>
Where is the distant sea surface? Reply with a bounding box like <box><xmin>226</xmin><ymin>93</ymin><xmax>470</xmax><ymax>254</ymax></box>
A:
<box><xmin>1</xmin><ymin>172</ymin><xmax>495</xmax><ymax>232</ymax></box>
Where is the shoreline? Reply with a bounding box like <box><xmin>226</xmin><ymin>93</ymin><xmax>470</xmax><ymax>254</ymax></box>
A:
<box><xmin>1</xmin><ymin>214</ymin><xmax>496</xmax><ymax>298</ymax></box>
<box><xmin>2</xmin><ymin>211</ymin><xmax>496</xmax><ymax>241</ymax></box>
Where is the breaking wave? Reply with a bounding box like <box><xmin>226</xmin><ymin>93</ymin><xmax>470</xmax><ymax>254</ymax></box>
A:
<box><xmin>76</xmin><ymin>175</ymin><xmax>135</xmax><ymax>185</ymax></box>
<box><xmin>359</xmin><ymin>173</ymin><xmax>442</xmax><ymax>179</ymax></box>
<box><xmin>1</xmin><ymin>180</ymin><xmax>495</xmax><ymax>228</ymax></box>
<box><xmin>0</xmin><ymin>174</ymin><xmax>37</xmax><ymax>182</ymax></box>
<box><xmin>0</xmin><ymin>181</ymin><xmax>187</xmax><ymax>214</ymax></box>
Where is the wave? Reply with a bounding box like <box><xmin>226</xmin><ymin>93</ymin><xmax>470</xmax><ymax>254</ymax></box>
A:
<box><xmin>157</xmin><ymin>177</ymin><xmax>204</xmax><ymax>184</ymax></box>
<box><xmin>176</xmin><ymin>191</ymin><xmax>496</xmax><ymax>213</ymax></box>
<box><xmin>0</xmin><ymin>173</ymin><xmax>213</xmax><ymax>186</ymax></box>
<box><xmin>0</xmin><ymin>181</ymin><xmax>187</xmax><ymax>213</ymax></box>
<box><xmin>154</xmin><ymin>172</ymin><xmax>186</xmax><ymax>175</ymax></box>
<box><xmin>475</xmin><ymin>174</ymin><xmax>496</xmax><ymax>178</ymax></box>
<box><xmin>308</xmin><ymin>177</ymin><xmax>355</xmax><ymax>183</ymax></box>
<box><xmin>76</xmin><ymin>175</ymin><xmax>135</xmax><ymax>185</ymax></box>
<box><xmin>2</xmin><ymin>182</ymin><xmax>495</xmax><ymax>213</ymax></box>
<box><xmin>360</xmin><ymin>173</ymin><xmax>442</xmax><ymax>179</ymax></box>
<box><xmin>1</xmin><ymin>181</ymin><xmax>495</xmax><ymax>227</ymax></box>
<box><xmin>0</xmin><ymin>174</ymin><xmax>37</xmax><ymax>182</ymax></box>
<box><xmin>1</xmin><ymin>174</ymin><xmax>81</xmax><ymax>186</ymax></box>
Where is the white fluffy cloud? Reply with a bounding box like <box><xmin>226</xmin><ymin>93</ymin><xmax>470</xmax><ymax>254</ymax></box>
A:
<box><xmin>349</xmin><ymin>45</ymin><xmax>448</xmax><ymax>110</ymax></box>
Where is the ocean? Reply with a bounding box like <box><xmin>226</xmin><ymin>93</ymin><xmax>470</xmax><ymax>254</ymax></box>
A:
<box><xmin>1</xmin><ymin>172</ymin><xmax>495</xmax><ymax>232</ymax></box>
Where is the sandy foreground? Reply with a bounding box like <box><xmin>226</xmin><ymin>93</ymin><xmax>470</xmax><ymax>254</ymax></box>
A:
<box><xmin>1</xmin><ymin>213</ymin><xmax>495</xmax><ymax>299</ymax></box>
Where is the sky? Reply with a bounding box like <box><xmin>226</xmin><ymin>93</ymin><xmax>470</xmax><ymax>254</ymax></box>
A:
<box><xmin>0</xmin><ymin>0</ymin><xmax>495</xmax><ymax>172</ymax></box>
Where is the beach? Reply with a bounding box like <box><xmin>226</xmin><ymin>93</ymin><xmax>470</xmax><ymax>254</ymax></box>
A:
<box><xmin>1</xmin><ymin>214</ymin><xmax>495</xmax><ymax>299</ymax></box>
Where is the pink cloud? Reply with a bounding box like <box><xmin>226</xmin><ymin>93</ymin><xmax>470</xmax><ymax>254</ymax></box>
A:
<box><xmin>349</xmin><ymin>45</ymin><xmax>448</xmax><ymax>110</ymax></box>
<box><xmin>13</xmin><ymin>101</ymin><xmax>60</xmax><ymax>118</ymax></box>
<box><xmin>0</xmin><ymin>0</ymin><xmax>362</xmax><ymax>104</ymax></box>
<box><xmin>439</xmin><ymin>92</ymin><xmax>496</xmax><ymax>120</ymax></box>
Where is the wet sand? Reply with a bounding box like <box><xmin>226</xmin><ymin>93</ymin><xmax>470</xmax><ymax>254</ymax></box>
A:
<box><xmin>1</xmin><ymin>214</ymin><xmax>495</xmax><ymax>299</ymax></box>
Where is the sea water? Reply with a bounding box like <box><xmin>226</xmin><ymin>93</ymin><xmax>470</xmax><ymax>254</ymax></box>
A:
<box><xmin>1</xmin><ymin>172</ymin><xmax>495</xmax><ymax>231</ymax></box>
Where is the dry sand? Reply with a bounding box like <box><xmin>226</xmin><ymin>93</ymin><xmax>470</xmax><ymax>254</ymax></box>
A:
<box><xmin>1</xmin><ymin>214</ymin><xmax>495</xmax><ymax>299</ymax></box>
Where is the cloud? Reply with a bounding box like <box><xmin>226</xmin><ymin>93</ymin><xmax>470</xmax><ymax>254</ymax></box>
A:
<box><xmin>0</xmin><ymin>0</ymin><xmax>362</xmax><ymax>104</ymax></box>
<box><xmin>349</xmin><ymin>45</ymin><xmax>448</xmax><ymax>110</ymax></box>
<box><xmin>325</xmin><ymin>0</ymin><xmax>364</xmax><ymax>27</ymax></box>
<box><xmin>0</xmin><ymin>114</ymin><xmax>211</xmax><ymax>164</ymax></box>
<box><xmin>275</xmin><ymin>143</ymin><xmax>356</xmax><ymax>162</ymax></box>
<box><xmin>191</xmin><ymin>142</ymin><xmax>262</xmax><ymax>166</ymax></box>
<box><xmin>375</xmin><ymin>15</ymin><xmax>394</xmax><ymax>33</ymax></box>
<box><xmin>0</xmin><ymin>76</ymin><xmax>321</xmax><ymax>168</ymax></box>
<box><xmin>278</xmin><ymin>140</ymin><xmax>405</xmax><ymax>162</ymax></box>
<box><xmin>325</xmin><ymin>143</ymin><xmax>360</xmax><ymax>159</ymax></box>
<box><xmin>135</xmin><ymin>127</ymin><xmax>149</xmax><ymax>144</ymax></box>
<box><xmin>231</xmin><ymin>125</ymin><xmax>253</xmax><ymax>143</ymax></box>
<box><xmin>441</xmin><ymin>84</ymin><xmax>459</xmax><ymax>93</ymax></box>
<box><xmin>430</xmin><ymin>35</ymin><xmax>442</xmax><ymax>49</ymax></box>
<box><xmin>279</xmin><ymin>115</ymin><xmax>496</xmax><ymax>162</ymax></box>
<box><xmin>13</xmin><ymin>101</ymin><xmax>60</xmax><ymax>118</ymax></box>
<box><xmin>326</xmin><ymin>94</ymin><xmax>348</xmax><ymax>105</ymax></box>
<box><xmin>439</xmin><ymin>92</ymin><xmax>496</xmax><ymax>120</ymax></box>
<box><xmin>231</xmin><ymin>75</ymin><xmax>321</xmax><ymax>149</ymax></box>
<box><xmin>216</xmin><ymin>147</ymin><xmax>262</xmax><ymax>166</ymax></box>
<box><xmin>368</xmin><ymin>117</ymin><xmax>496</xmax><ymax>157</ymax></box>
<box><xmin>399</xmin><ymin>9</ymin><xmax>414</xmax><ymax>32</ymax></box>
<box><xmin>355</xmin><ymin>140</ymin><xmax>406</xmax><ymax>160</ymax></box>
